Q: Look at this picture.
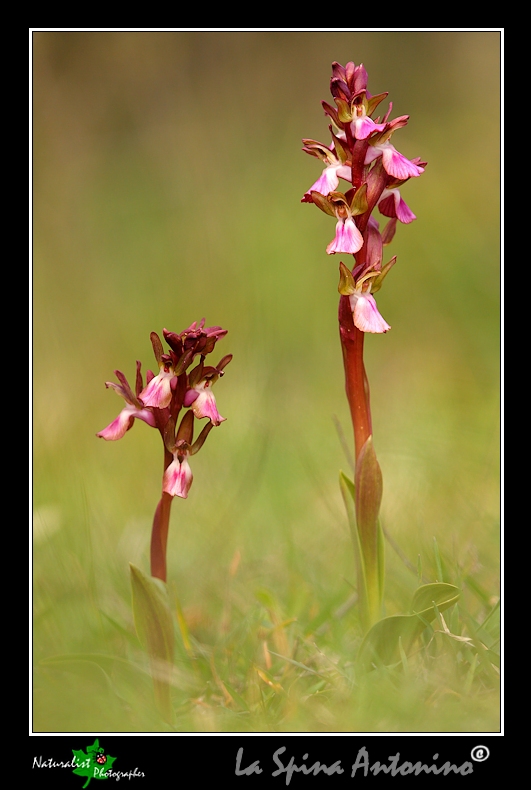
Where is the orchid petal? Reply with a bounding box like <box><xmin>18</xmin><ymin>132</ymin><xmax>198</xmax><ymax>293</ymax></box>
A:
<box><xmin>349</xmin><ymin>292</ymin><xmax>391</xmax><ymax>334</ymax></box>
<box><xmin>163</xmin><ymin>457</ymin><xmax>193</xmax><ymax>499</ymax></box>
<box><xmin>326</xmin><ymin>217</ymin><xmax>364</xmax><ymax>255</ymax></box>
<box><xmin>306</xmin><ymin>166</ymin><xmax>340</xmax><ymax>197</ymax></box>
<box><xmin>96</xmin><ymin>404</ymin><xmax>156</xmax><ymax>441</ymax></box>
<box><xmin>378</xmin><ymin>188</ymin><xmax>416</xmax><ymax>223</ymax></box>
<box><xmin>190</xmin><ymin>384</ymin><xmax>225</xmax><ymax>426</ymax></box>
<box><xmin>134</xmin><ymin>408</ymin><xmax>157</xmax><ymax>428</ymax></box>
<box><xmin>139</xmin><ymin>369</ymin><xmax>173</xmax><ymax>408</ymax></box>
<box><xmin>304</xmin><ymin>160</ymin><xmax>352</xmax><ymax>200</ymax></box>
<box><xmin>364</xmin><ymin>146</ymin><xmax>383</xmax><ymax>166</ymax></box>
<box><xmin>351</xmin><ymin>116</ymin><xmax>386</xmax><ymax>140</ymax></box>
<box><xmin>381</xmin><ymin>145</ymin><xmax>424</xmax><ymax>179</ymax></box>
<box><xmin>183</xmin><ymin>388</ymin><xmax>199</xmax><ymax>407</ymax></box>
<box><xmin>97</xmin><ymin>405</ymin><xmax>136</xmax><ymax>441</ymax></box>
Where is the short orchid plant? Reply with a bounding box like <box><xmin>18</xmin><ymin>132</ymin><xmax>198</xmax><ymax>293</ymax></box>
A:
<box><xmin>97</xmin><ymin>320</ymin><xmax>231</xmax><ymax>719</ymax></box>
<box><xmin>98</xmin><ymin>320</ymin><xmax>231</xmax><ymax>582</ymax></box>
<box><xmin>302</xmin><ymin>61</ymin><xmax>460</xmax><ymax>654</ymax></box>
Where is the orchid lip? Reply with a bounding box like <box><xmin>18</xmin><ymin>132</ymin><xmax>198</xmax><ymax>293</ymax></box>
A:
<box><xmin>326</xmin><ymin>217</ymin><xmax>364</xmax><ymax>255</ymax></box>
<box><xmin>139</xmin><ymin>368</ymin><xmax>174</xmax><ymax>408</ymax></box>
<box><xmin>349</xmin><ymin>291</ymin><xmax>391</xmax><ymax>334</ymax></box>
<box><xmin>162</xmin><ymin>455</ymin><xmax>193</xmax><ymax>498</ymax></box>
<box><xmin>97</xmin><ymin>404</ymin><xmax>156</xmax><ymax>441</ymax></box>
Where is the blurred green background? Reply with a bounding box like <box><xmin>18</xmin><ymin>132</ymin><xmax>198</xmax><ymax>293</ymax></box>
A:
<box><xmin>33</xmin><ymin>31</ymin><xmax>500</xmax><ymax>732</ymax></box>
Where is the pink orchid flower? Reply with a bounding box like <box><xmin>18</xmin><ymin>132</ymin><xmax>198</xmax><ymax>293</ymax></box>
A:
<box><xmin>184</xmin><ymin>380</ymin><xmax>226</xmax><ymax>426</ymax></box>
<box><xmin>97</xmin><ymin>375</ymin><xmax>156</xmax><ymax>441</ymax></box>
<box><xmin>162</xmin><ymin>449</ymin><xmax>193</xmax><ymax>499</ymax></box>
<box><xmin>305</xmin><ymin>161</ymin><xmax>352</xmax><ymax>199</ymax></box>
<box><xmin>138</xmin><ymin>365</ymin><xmax>175</xmax><ymax>409</ymax></box>
<box><xmin>350</xmin><ymin>113</ymin><xmax>386</xmax><ymax>141</ymax></box>
<box><xmin>349</xmin><ymin>290</ymin><xmax>391</xmax><ymax>334</ymax></box>
<box><xmin>365</xmin><ymin>142</ymin><xmax>424</xmax><ymax>180</ymax></box>
<box><xmin>378</xmin><ymin>188</ymin><xmax>416</xmax><ymax>224</ymax></box>
<box><xmin>327</xmin><ymin>215</ymin><xmax>364</xmax><ymax>255</ymax></box>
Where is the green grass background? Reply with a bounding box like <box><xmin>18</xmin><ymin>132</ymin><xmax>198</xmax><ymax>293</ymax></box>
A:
<box><xmin>33</xmin><ymin>30</ymin><xmax>500</xmax><ymax>732</ymax></box>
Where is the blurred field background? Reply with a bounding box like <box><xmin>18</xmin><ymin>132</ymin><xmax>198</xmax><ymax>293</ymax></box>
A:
<box><xmin>33</xmin><ymin>30</ymin><xmax>500</xmax><ymax>733</ymax></box>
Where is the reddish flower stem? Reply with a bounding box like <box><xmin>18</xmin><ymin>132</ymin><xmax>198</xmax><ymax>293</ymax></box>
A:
<box><xmin>338</xmin><ymin>294</ymin><xmax>372</xmax><ymax>462</ymax></box>
<box><xmin>150</xmin><ymin>447</ymin><xmax>174</xmax><ymax>582</ymax></box>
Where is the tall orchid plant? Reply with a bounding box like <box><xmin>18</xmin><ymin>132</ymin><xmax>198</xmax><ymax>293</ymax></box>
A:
<box><xmin>302</xmin><ymin>61</ymin><xmax>427</xmax><ymax>632</ymax></box>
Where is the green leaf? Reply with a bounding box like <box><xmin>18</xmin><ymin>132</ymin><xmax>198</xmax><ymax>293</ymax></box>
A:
<box><xmin>357</xmin><ymin>614</ymin><xmax>422</xmax><ymax>670</ymax></box>
<box><xmin>130</xmin><ymin>564</ymin><xmax>175</xmax><ymax>723</ymax></box>
<box><xmin>339</xmin><ymin>467</ymin><xmax>386</xmax><ymax>632</ymax></box>
<box><xmin>355</xmin><ymin>437</ymin><xmax>382</xmax><ymax>575</ymax></box>
<box><xmin>355</xmin><ymin>437</ymin><xmax>384</xmax><ymax>627</ymax></box>
<box><xmin>409</xmin><ymin>582</ymin><xmax>460</xmax><ymax>615</ymax></box>
<box><xmin>98</xmin><ymin>610</ymin><xmax>140</xmax><ymax>646</ymax></box>
<box><xmin>398</xmin><ymin>636</ymin><xmax>409</xmax><ymax>672</ymax></box>
<box><xmin>72</xmin><ymin>740</ymin><xmax>117</xmax><ymax>788</ymax></box>
<box><xmin>357</xmin><ymin>583</ymin><xmax>460</xmax><ymax>671</ymax></box>
<box><xmin>432</xmin><ymin>536</ymin><xmax>444</xmax><ymax>582</ymax></box>
<box><xmin>377</xmin><ymin>518</ymin><xmax>385</xmax><ymax>607</ymax></box>
<box><xmin>339</xmin><ymin>471</ymin><xmax>368</xmax><ymax>622</ymax></box>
